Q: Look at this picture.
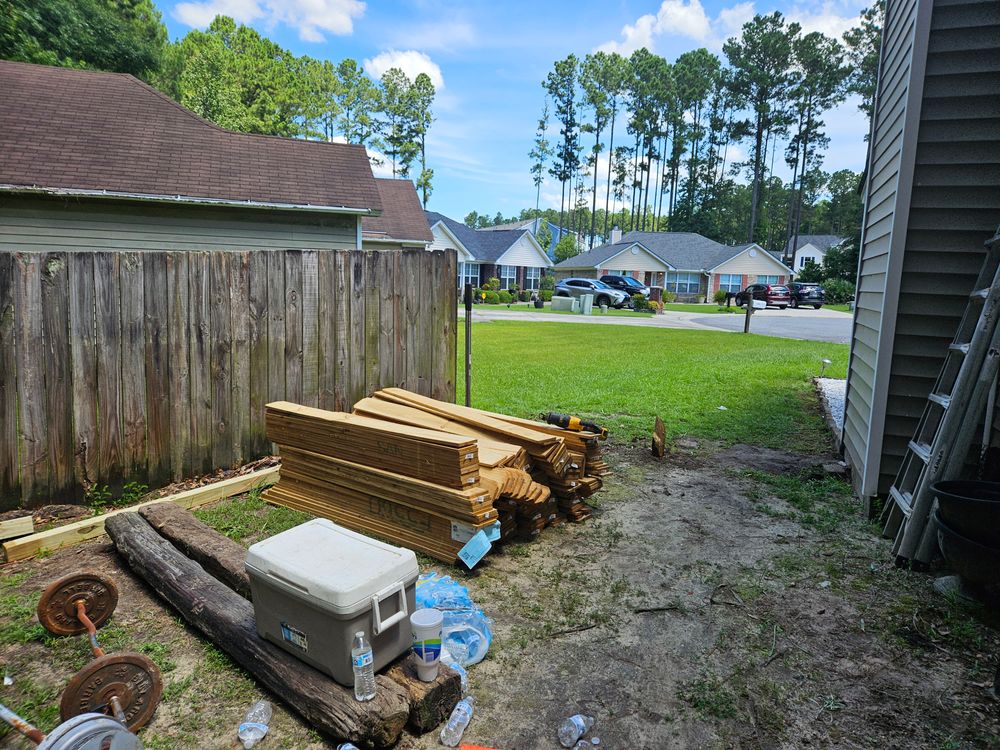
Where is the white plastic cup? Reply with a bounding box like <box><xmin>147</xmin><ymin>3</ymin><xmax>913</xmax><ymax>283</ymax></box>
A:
<box><xmin>410</xmin><ymin>608</ymin><xmax>444</xmax><ymax>682</ymax></box>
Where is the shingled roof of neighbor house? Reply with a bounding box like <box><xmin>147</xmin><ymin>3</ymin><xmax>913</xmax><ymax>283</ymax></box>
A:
<box><xmin>425</xmin><ymin>211</ymin><xmax>531</xmax><ymax>263</ymax></box>
<box><xmin>0</xmin><ymin>60</ymin><xmax>382</xmax><ymax>214</ymax></box>
<box><xmin>362</xmin><ymin>179</ymin><xmax>433</xmax><ymax>244</ymax></box>
<box><xmin>785</xmin><ymin>234</ymin><xmax>846</xmax><ymax>254</ymax></box>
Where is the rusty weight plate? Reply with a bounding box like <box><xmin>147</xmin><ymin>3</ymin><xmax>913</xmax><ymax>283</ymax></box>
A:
<box><xmin>37</xmin><ymin>572</ymin><xmax>119</xmax><ymax>636</ymax></box>
<box><xmin>60</xmin><ymin>652</ymin><xmax>163</xmax><ymax>732</ymax></box>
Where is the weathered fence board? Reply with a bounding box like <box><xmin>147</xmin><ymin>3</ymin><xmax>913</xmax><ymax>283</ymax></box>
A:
<box><xmin>0</xmin><ymin>249</ymin><xmax>455</xmax><ymax>509</ymax></box>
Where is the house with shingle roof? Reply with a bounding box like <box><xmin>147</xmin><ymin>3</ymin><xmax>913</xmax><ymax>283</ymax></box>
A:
<box><xmin>784</xmin><ymin>234</ymin><xmax>847</xmax><ymax>271</ymax></box>
<box><xmin>425</xmin><ymin>211</ymin><xmax>552</xmax><ymax>292</ymax></box>
<box><xmin>480</xmin><ymin>217</ymin><xmax>578</xmax><ymax>260</ymax></box>
<box><xmin>361</xmin><ymin>179</ymin><xmax>433</xmax><ymax>250</ymax></box>
<box><xmin>554</xmin><ymin>231</ymin><xmax>792</xmax><ymax>302</ymax></box>
<box><xmin>0</xmin><ymin>60</ymin><xmax>383</xmax><ymax>251</ymax></box>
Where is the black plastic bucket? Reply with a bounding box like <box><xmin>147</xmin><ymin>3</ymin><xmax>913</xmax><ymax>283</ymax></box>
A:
<box><xmin>935</xmin><ymin>509</ymin><xmax>1000</xmax><ymax>595</ymax></box>
<box><xmin>931</xmin><ymin>480</ymin><xmax>1000</xmax><ymax>548</ymax></box>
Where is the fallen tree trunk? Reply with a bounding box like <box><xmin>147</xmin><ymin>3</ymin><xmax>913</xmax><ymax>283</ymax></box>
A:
<box><xmin>105</xmin><ymin>512</ymin><xmax>410</xmax><ymax>747</ymax></box>
<box><xmin>138</xmin><ymin>502</ymin><xmax>252</xmax><ymax>598</ymax></box>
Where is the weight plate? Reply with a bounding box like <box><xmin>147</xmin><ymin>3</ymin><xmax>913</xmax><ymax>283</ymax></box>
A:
<box><xmin>37</xmin><ymin>572</ymin><xmax>119</xmax><ymax>636</ymax></box>
<box><xmin>38</xmin><ymin>713</ymin><xmax>143</xmax><ymax>750</ymax></box>
<box><xmin>61</xmin><ymin>652</ymin><xmax>163</xmax><ymax>732</ymax></box>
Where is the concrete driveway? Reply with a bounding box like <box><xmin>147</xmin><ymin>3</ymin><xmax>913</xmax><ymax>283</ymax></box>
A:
<box><xmin>461</xmin><ymin>305</ymin><xmax>853</xmax><ymax>344</ymax></box>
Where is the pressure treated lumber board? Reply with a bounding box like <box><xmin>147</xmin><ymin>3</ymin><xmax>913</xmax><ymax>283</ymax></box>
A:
<box><xmin>1</xmin><ymin>466</ymin><xmax>279</xmax><ymax>562</ymax></box>
<box><xmin>0</xmin><ymin>515</ymin><xmax>34</xmax><ymax>541</ymax></box>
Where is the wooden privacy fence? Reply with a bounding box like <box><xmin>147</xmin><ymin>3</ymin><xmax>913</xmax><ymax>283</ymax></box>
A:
<box><xmin>0</xmin><ymin>248</ymin><xmax>457</xmax><ymax>509</ymax></box>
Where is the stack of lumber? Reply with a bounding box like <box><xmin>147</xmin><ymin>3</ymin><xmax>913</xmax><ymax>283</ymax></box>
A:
<box><xmin>265</xmin><ymin>402</ymin><xmax>497</xmax><ymax>562</ymax></box>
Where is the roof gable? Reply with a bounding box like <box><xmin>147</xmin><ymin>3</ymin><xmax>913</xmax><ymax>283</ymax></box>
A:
<box><xmin>706</xmin><ymin>243</ymin><xmax>793</xmax><ymax>273</ymax></box>
<box><xmin>495</xmin><ymin>232</ymin><xmax>554</xmax><ymax>267</ymax></box>
<box><xmin>424</xmin><ymin>211</ymin><xmax>532</xmax><ymax>262</ymax></box>
<box><xmin>0</xmin><ymin>60</ymin><xmax>381</xmax><ymax>214</ymax></box>
<box><xmin>785</xmin><ymin>234</ymin><xmax>847</xmax><ymax>254</ymax></box>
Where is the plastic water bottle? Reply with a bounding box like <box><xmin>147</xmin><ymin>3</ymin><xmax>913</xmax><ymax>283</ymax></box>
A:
<box><xmin>573</xmin><ymin>741</ymin><xmax>595</xmax><ymax>750</ymax></box>
<box><xmin>237</xmin><ymin>700</ymin><xmax>272</xmax><ymax>748</ymax></box>
<box><xmin>337</xmin><ymin>744</ymin><xmax>361</xmax><ymax>749</ymax></box>
<box><xmin>351</xmin><ymin>631</ymin><xmax>377</xmax><ymax>702</ymax></box>
<box><xmin>558</xmin><ymin>714</ymin><xmax>594</xmax><ymax>747</ymax></box>
<box><xmin>439</xmin><ymin>695</ymin><xmax>475</xmax><ymax>746</ymax></box>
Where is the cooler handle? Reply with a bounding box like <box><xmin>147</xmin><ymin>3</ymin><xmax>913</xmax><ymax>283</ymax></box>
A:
<box><xmin>370</xmin><ymin>581</ymin><xmax>408</xmax><ymax>635</ymax></box>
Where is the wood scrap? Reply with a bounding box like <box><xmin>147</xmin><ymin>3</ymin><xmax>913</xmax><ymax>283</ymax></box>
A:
<box><xmin>653</xmin><ymin>416</ymin><xmax>666</xmax><ymax>458</ymax></box>
<box><xmin>0</xmin><ymin>515</ymin><xmax>33</xmax><ymax>541</ymax></box>
<box><xmin>105</xmin><ymin>512</ymin><xmax>411</xmax><ymax>747</ymax></box>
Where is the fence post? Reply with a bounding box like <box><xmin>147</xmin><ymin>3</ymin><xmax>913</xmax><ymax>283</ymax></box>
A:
<box><xmin>464</xmin><ymin>283</ymin><xmax>473</xmax><ymax>407</ymax></box>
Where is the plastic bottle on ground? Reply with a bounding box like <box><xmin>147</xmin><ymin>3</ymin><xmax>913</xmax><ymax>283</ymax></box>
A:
<box><xmin>337</xmin><ymin>744</ymin><xmax>361</xmax><ymax>749</ymax></box>
<box><xmin>573</xmin><ymin>741</ymin><xmax>595</xmax><ymax>750</ymax></box>
<box><xmin>237</xmin><ymin>700</ymin><xmax>272</xmax><ymax>749</ymax></box>
<box><xmin>351</xmin><ymin>631</ymin><xmax>377</xmax><ymax>702</ymax></box>
<box><xmin>439</xmin><ymin>695</ymin><xmax>475</xmax><ymax>746</ymax></box>
<box><xmin>558</xmin><ymin>715</ymin><xmax>595</xmax><ymax>747</ymax></box>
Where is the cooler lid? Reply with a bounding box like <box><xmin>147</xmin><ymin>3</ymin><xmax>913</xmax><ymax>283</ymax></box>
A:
<box><xmin>246</xmin><ymin>519</ymin><xmax>418</xmax><ymax>614</ymax></box>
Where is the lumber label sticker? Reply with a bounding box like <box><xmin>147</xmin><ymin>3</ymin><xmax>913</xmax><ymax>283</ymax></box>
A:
<box><xmin>450</xmin><ymin>521</ymin><xmax>477</xmax><ymax>543</ymax></box>
<box><xmin>457</xmin><ymin>530</ymin><xmax>491</xmax><ymax>569</ymax></box>
<box><xmin>280</xmin><ymin>622</ymin><xmax>308</xmax><ymax>651</ymax></box>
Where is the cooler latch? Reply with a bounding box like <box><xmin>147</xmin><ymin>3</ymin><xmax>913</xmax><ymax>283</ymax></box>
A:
<box><xmin>370</xmin><ymin>581</ymin><xmax>408</xmax><ymax>635</ymax></box>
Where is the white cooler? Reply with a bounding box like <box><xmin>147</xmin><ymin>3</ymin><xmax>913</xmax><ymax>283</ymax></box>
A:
<box><xmin>245</xmin><ymin>519</ymin><xmax>419</xmax><ymax>686</ymax></box>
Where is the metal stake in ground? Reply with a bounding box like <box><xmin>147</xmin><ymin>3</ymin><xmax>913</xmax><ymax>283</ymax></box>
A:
<box><xmin>36</xmin><ymin>572</ymin><xmax>163</xmax><ymax>732</ymax></box>
<box><xmin>464</xmin><ymin>282</ymin><xmax>473</xmax><ymax>407</ymax></box>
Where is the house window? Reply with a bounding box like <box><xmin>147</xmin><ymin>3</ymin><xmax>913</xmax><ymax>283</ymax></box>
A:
<box><xmin>717</xmin><ymin>274</ymin><xmax>742</xmax><ymax>293</ymax></box>
<box><xmin>666</xmin><ymin>272</ymin><xmax>701</xmax><ymax>294</ymax></box>
<box><xmin>499</xmin><ymin>265</ymin><xmax>517</xmax><ymax>289</ymax></box>
<box><xmin>757</xmin><ymin>275</ymin><xmax>780</xmax><ymax>284</ymax></box>
<box><xmin>460</xmin><ymin>262</ymin><xmax>479</xmax><ymax>289</ymax></box>
<box><xmin>525</xmin><ymin>267</ymin><xmax>541</xmax><ymax>290</ymax></box>
<box><xmin>798</xmin><ymin>256</ymin><xmax>814</xmax><ymax>268</ymax></box>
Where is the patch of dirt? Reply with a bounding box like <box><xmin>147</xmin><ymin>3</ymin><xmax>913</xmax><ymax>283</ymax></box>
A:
<box><xmin>2</xmin><ymin>443</ymin><xmax>998</xmax><ymax>750</ymax></box>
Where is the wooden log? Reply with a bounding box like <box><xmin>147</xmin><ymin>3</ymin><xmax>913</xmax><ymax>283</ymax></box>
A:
<box><xmin>0</xmin><ymin>515</ymin><xmax>33</xmax><ymax>541</ymax></box>
<box><xmin>138</xmin><ymin>501</ymin><xmax>251</xmax><ymax>599</ymax></box>
<box><xmin>385</xmin><ymin>658</ymin><xmax>461</xmax><ymax>734</ymax></box>
<box><xmin>105</xmin><ymin>512</ymin><xmax>410</xmax><ymax>747</ymax></box>
<box><xmin>652</xmin><ymin>416</ymin><xmax>666</xmax><ymax>458</ymax></box>
<box><xmin>1</xmin><ymin>465</ymin><xmax>279</xmax><ymax>563</ymax></box>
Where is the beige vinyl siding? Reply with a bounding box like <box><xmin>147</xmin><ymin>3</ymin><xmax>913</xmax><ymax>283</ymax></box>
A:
<box><xmin>429</xmin><ymin>224</ymin><xmax>472</xmax><ymax>261</ymax></box>
<box><xmin>494</xmin><ymin>234</ymin><xmax>551</xmax><ymax>268</ymax></box>
<box><xmin>0</xmin><ymin>196</ymin><xmax>359</xmax><ymax>251</ymax></box>
<box><xmin>604</xmin><ymin>246</ymin><xmax>671</xmax><ymax>273</ymax></box>
<box><xmin>711</xmin><ymin>249</ymin><xmax>787</xmax><ymax>277</ymax></box>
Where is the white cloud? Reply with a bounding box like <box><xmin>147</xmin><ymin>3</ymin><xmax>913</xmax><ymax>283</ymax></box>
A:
<box><xmin>386</xmin><ymin>20</ymin><xmax>476</xmax><ymax>52</ymax></box>
<box><xmin>789</xmin><ymin>2</ymin><xmax>861</xmax><ymax>38</ymax></box>
<box><xmin>363</xmin><ymin>50</ymin><xmax>445</xmax><ymax>89</ymax></box>
<box><xmin>172</xmin><ymin>0</ymin><xmax>365</xmax><ymax>41</ymax></box>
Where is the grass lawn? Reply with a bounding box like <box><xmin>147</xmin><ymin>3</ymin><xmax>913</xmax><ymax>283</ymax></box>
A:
<box><xmin>824</xmin><ymin>303</ymin><xmax>852</xmax><ymax>313</ymax></box>
<box><xmin>467</xmin><ymin>302</ymin><xmax>738</xmax><ymax>316</ymax></box>
<box><xmin>662</xmin><ymin>303</ymin><xmax>739</xmax><ymax>314</ymax></box>
<box><xmin>459</xmin><ymin>320</ymin><xmax>847</xmax><ymax>450</ymax></box>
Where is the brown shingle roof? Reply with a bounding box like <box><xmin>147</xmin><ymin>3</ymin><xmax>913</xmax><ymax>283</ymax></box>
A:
<box><xmin>0</xmin><ymin>60</ymin><xmax>382</xmax><ymax>214</ymax></box>
<box><xmin>362</xmin><ymin>179</ymin><xmax>433</xmax><ymax>244</ymax></box>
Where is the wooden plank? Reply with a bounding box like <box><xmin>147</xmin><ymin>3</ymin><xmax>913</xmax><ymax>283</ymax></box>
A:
<box><xmin>68</xmin><ymin>253</ymin><xmax>98</xmax><ymax>491</ymax></box>
<box><xmin>332</xmin><ymin>251</ymin><xmax>351</xmax><ymax>411</ymax></box>
<box><xmin>284</xmin><ymin>250</ymin><xmax>304</xmax><ymax>405</ymax></box>
<box><xmin>166</xmin><ymin>253</ymin><xmax>191</xmax><ymax>480</ymax></box>
<box><xmin>230</xmin><ymin>252</ymin><xmax>250</xmax><ymax>464</ymax></box>
<box><xmin>15</xmin><ymin>253</ymin><xmax>49</xmax><ymax>504</ymax></box>
<box><xmin>266</xmin><ymin>250</ymin><xmax>285</xmax><ymax>405</ymax></box>
<box><xmin>301</xmin><ymin>249</ymin><xmax>319</xmax><ymax>407</ymax></box>
<box><xmin>0</xmin><ymin>253</ymin><xmax>18</xmax><ymax>506</ymax></box>
<box><xmin>415</xmin><ymin>251</ymin><xmax>433</xmax><ymax>396</ymax></box>
<box><xmin>431</xmin><ymin>251</ymin><xmax>456</xmax><ymax>401</ymax></box>
<box><xmin>317</xmin><ymin>250</ymin><xmax>337</xmax><ymax>410</ymax></box>
<box><xmin>392</xmin><ymin>251</ymin><xmax>405</xmax><ymax>386</ymax></box>
<box><xmin>210</xmin><ymin>252</ymin><xmax>234</xmax><ymax>470</ymax></box>
<box><xmin>0</xmin><ymin>515</ymin><xmax>33</xmax><ymax>541</ymax></box>
<box><xmin>41</xmin><ymin>253</ymin><xmax>74</xmax><ymax>501</ymax></box>
<box><xmin>652</xmin><ymin>415</ymin><xmax>666</xmax><ymax>458</ymax></box>
<box><xmin>379</xmin><ymin>251</ymin><xmax>396</xmax><ymax>391</ymax></box>
<box><xmin>349</xmin><ymin>252</ymin><xmax>367</xmax><ymax>406</ymax></box>
<box><xmin>365</xmin><ymin>251</ymin><xmax>381</xmax><ymax>395</ymax></box>
<box><xmin>403</xmin><ymin>251</ymin><xmax>420</xmax><ymax>392</ymax></box>
<box><xmin>144</xmin><ymin>252</ymin><xmax>171</xmax><ymax>485</ymax></box>
<box><xmin>119</xmin><ymin>251</ymin><xmax>147</xmax><ymax>482</ymax></box>
<box><xmin>247</xmin><ymin>251</ymin><xmax>269</xmax><ymax>457</ymax></box>
<box><xmin>1</xmin><ymin>465</ymin><xmax>280</xmax><ymax>562</ymax></box>
<box><xmin>188</xmin><ymin>252</ymin><xmax>212</xmax><ymax>474</ymax></box>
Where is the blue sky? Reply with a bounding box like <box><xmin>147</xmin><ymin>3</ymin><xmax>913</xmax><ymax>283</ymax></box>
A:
<box><xmin>159</xmin><ymin>0</ymin><xmax>871</xmax><ymax>222</ymax></box>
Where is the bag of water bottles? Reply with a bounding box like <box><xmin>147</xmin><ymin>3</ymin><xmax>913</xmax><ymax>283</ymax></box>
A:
<box><xmin>415</xmin><ymin>572</ymin><xmax>493</xmax><ymax>666</ymax></box>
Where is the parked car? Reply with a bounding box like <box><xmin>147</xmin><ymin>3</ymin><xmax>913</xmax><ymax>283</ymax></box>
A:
<box><xmin>734</xmin><ymin>283</ymin><xmax>790</xmax><ymax>309</ymax></box>
<box><xmin>554</xmin><ymin>278</ymin><xmax>630</xmax><ymax>308</ymax></box>
<box><xmin>788</xmin><ymin>282</ymin><xmax>825</xmax><ymax>309</ymax></box>
<box><xmin>600</xmin><ymin>274</ymin><xmax>650</xmax><ymax>299</ymax></box>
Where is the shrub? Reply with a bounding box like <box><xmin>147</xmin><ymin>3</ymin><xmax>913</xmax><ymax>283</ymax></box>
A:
<box><xmin>497</xmin><ymin>290</ymin><xmax>513</xmax><ymax>304</ymax></box>
<box><xmin>540</xmin><ymin>274</ymin><xmax>555</xmax><ymax>291</ymax></box>
<box><xmin>662</xmin><ymin>290</ymin><xmax>677</xmax><ymax>303</ymax></box>
<box><xmin>540</xmin><ymin>289</ymin><xmax>553</xmax><ymax>302</ymax></box>
<box><xmin>632</xmin><ymin>294</ymin><xmax>650</xmax><ymax>311</ymax></box>
<box><xmin>477</xmin><ymin>286</ymin><xmax>491</xmax><ymax>301</ymax></box>
<box><xmin>713</xmin><ymin>289</ymin><xmax>729</xmax><ymax>305</ymax></box>
<box><xmin>821</xmin><ymin>278</ymin><xmax>855</xmax><ymax>304</ymax></box>
<box><xmin>484</xmin><ymin>277</ymin><xmax>501</xmax><ymax>291</ymax></box>
<box><xmin>518</xmin><ymin>290</ymin><xmax>531</xmax><ymax>302</ymax></box>
<box><xmin>484</xmin><ymin>290</ymin><xmax>500</xmax><ymax>304</ymax></box>
<box><xmin>509</xmin><ymin>283</ymin><xmax>520</xmax><ymax>294</ymax></box>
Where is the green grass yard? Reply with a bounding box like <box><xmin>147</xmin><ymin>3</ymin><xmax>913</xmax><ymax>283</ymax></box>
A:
<box><xmin>459</xmin><ymin>320</ymin><xmax>847</xmax><ymax>450</ymax></box>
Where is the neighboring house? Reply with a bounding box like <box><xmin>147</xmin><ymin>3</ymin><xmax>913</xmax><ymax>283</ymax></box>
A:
<box><xmin>0</xmin><ymin>60</ymin><xmax>381</xmax><ymax>251</ymax></box>
<box><xmin>425</xmin><ymin>211</ymin><xmax>553</xmax><ymax>291</ymax></box>
<box><xmin>553</xmin><ymin>231</ymin><xmax>792</xmax><ymax>302</ymax></box>
<box><xmin>841</xmin><ymin>0</ymin><xmax>1000</xmax><ymax>503</ymax></box>
<box><xmin>481</xmin><ymin>218</ymin><xmax>578</xmax><ymax>260</ymax></box>
<box><xmin>785</xmin><ymin>235</ymin><xmax>847</xmax><ymax>271</ymax></box>
<box><xmin>361</xmin><ymin>179</ymin><xmax>433</xmax><ymax>250</ymax></box>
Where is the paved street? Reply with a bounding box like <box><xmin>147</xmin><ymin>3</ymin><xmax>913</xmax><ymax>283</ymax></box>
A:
<box><xmin>461</xmin><ymin>305</ymin><xmax>853</xmax><ymax>344</ymax></box>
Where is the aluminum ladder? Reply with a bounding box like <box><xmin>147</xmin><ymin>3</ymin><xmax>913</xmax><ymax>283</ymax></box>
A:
<box><xmin>882</xmin><ymin>229</ymin><xmax>1000</xmax><ymax>567</ymax></box>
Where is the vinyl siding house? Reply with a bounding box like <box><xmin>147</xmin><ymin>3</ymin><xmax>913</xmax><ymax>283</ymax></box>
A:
<box><xmin>0</xmin><ymin>61</ymin><xmax>382</xmax><ymax>251</ymax></box>
<box><xmin>841</xmin><ymin>0</ymin><xmax>1000</xmax><ymax>504</ymax></box>
<box><xmin>426</xmin><ymin>211</ymin><xmax>553</xmax><ymax>291</ymax></box>
<box><xmin>360</xmin><ymin>179</ymin><xmax>433</xmax><ymax>251</ymax></box>
<box><xmin>554</xmin><ymin>231</ymin><xmax>792</xmax><ymax>302</ymax></box>
<box><xmin>480</xmin><ymin>218</ymin><xmax>578</xmax><ymax>260</ymax></box>
<box><xmin>785</xmin><ymin>234</ymin><xmax>847</xmax><ymax>271</ymax></box>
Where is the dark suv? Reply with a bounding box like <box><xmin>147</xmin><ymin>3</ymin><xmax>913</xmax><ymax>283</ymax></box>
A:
<box><xmin>788</xmin><ymin>282</ymin><xmax>825</xmax><ymax>309</ymax></box>
<box><xmin>734</xmin><ymin>283</ymin><xmax>790</xmax><ymax>309</ymax></box>
<box><xmin>599</xmin><ymin>274</ymin><xmax>650</xmax><ymax>299</ymax></box>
